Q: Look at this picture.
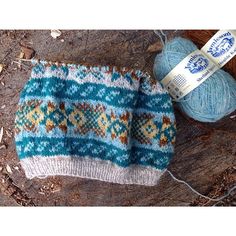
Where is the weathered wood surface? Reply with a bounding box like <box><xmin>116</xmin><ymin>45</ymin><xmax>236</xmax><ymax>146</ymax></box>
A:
<box><xmin>0</xmin><ymin>30</ymin><xmax>235</xmax><ymax>206</ymax></box>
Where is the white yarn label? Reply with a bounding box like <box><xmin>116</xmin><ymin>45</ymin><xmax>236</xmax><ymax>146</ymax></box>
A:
<box><xmin>161</xmin><ymin>30</ymin><xmax>236</xmax><ymax>101</ymax></box>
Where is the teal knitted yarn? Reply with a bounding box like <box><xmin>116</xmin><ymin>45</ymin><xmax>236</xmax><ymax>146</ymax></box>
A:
<box><xmin>153</xmin><ymin>37</ymin><xmax>236</xmax><ymax>122</ymax></box>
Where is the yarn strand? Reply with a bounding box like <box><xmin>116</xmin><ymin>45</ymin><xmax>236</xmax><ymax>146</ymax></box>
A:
<box><xmin>160</xmin><ymin>30</ymin><xmax>168</xmax><ymax>44</ymax></box>
<box><xmin>154</xmin><ymin>30</ymin><xmax>179</xmax><ymax>46</ymax></box>
<box><xmin>167</xmin><ymin>170</ymin><xmax>236</xmax><ymax>202</ymax></box>
<box><xmin>154</xmin><ymin>30</ymin><xmax>166</xmax><ymax>46</ymax></box>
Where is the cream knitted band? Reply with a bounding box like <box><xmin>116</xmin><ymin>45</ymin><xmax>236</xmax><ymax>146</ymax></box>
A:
<box><xmin>20</xmin><ymin>156</ymin><xmax>166</xmax><ymax>186</ymax></box>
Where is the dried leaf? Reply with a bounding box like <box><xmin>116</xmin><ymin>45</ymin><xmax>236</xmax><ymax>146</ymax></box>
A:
<box><xmin>0</xmin><ymin>64</ymin><xmax>4</xmax><ymax>73</ymax></box>
<box><xmin>0</xmin><ymin>145</ymin><xmax>6</xmax><ymax>150</ymax></box>
<box><xmin>21</xmin><ymin>46</ymin><xmax>35</xmax><ymax>59</ymax></box>
<box><xmin>146</xmin><ymin>41</ymin><xmax>162</xmax><ymax>53</ymax></box>
<box><xmin>6</xmin><ymin>164</ymin><xmax>12</xmax><ymax>174</ymax></box>
<box><xmin>50</xmin><ymin>30</ymin><xmax>61</xmax><ymax>39</ymax></box>
<box><xmin>5</xmin><ymin>130</ymin><xmax>12</xmax><ymax>138</ymax></box>
<box><xmin>0</xmin><ymin>127</ymin><xmax>3</xmax><ymax>143</ymax></box>
<box><xmin>19</xmin><ymin>51</ymin><xmax>24</xmax><ymax>59</ymax></box>
<box><xmin>51</xmin><ymin>188</ymin><xmax>61</xmax><ymax>193</ymax></box>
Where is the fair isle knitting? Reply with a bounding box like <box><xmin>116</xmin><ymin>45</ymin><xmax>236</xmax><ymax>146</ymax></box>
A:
<box><xmin>14</xmin><ymin>60</ymin><xmax>176</xmax><ymax>186</ymax></box>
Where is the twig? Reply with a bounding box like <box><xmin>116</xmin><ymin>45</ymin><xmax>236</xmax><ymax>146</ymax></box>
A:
<box><xmin>12</xmin><ymin>60</ymin><xmax>30</xmax><ymax>69</ymax></box>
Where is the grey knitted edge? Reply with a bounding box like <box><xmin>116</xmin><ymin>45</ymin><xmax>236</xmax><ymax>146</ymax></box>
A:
<box><xmin>20</xmin><ymin>156</ymin><xmax>166</xmax><ymax>186</ymax></box>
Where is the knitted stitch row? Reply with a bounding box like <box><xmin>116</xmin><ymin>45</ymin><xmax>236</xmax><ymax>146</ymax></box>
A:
<box><xmin>15</xmin><ymin>60</ymin><xmax>176</xmax><ymax>186</ymax></box>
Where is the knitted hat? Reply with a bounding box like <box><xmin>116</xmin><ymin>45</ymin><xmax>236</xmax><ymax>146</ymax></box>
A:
<box><xmin>14</xmin><ymin>60</ymin><xmax>176</xmax><ymax>186</ymax></box>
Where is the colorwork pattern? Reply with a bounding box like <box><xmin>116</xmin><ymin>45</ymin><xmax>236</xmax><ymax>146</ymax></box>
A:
<box><xmin>15</xmin><ymin>62</ymin><xmax>176</xmax><ymax>186</ymax></box>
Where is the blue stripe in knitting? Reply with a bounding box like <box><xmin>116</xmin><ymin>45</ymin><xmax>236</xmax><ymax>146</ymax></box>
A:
<box><xmin>19</xmin><ymin>77</ymin><xmax>172</xmax><ymax>112</ymax></box>
<box><xmin>16</xmin><ymin>136</ymin><xmax>173</xmax><ymax>170</ymax></box>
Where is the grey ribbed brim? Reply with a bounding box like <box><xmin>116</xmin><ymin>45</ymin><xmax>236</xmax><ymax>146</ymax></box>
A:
<box><xmin>20</xmin><ymin>156</ymin><xmax>165</xmax><ymax>186</ymax></box>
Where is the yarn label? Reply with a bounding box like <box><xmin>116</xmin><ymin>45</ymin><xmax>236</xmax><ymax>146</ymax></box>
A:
<box><xmin>202</xmin><ymin>30</ymin><xmax>236</xmax><ymax>67</ymax></box>
<box><xmin>161</xmin><ymin>30</ymin><xmax>236</xmax><ymax>100</ymax></box>
<box><xmin>161</xmin><ymin>50</ymin><xmax>218</xmax><ymax>100</ymax></box>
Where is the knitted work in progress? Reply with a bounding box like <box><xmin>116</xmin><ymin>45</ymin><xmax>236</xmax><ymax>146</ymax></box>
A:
<box><xmin>14</xmin><ymin>61</ymin><xmax>176</xmax><ymax>186</ymax></box>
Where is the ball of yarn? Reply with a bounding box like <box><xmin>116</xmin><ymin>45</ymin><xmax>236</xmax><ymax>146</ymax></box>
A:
<box><xmin>153</xmin><ymin>37</ymin><xmax>236</xmax><ymax>122</ymax></box>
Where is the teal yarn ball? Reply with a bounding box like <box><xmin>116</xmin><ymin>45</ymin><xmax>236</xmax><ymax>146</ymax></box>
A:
<box><xmin>153</xmin><ymin>37</ymin><xmax>236</xmax><ymax>122</ymax></box>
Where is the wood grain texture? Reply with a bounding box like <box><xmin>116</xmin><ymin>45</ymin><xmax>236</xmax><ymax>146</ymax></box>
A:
<box><xmin>0</xmin><ymin>30</ymin><xmax>235</xmax><ymax>206</ymax></box>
